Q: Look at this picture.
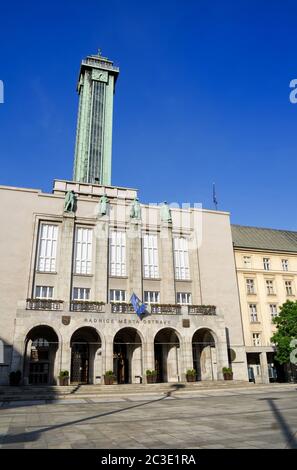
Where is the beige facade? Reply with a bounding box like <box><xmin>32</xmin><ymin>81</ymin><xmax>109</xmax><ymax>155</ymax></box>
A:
<box><xmin>232</xmin><ymin>225</ymin><xmax>297</xmax><ymax>384</ymax></box>
<box><xmin>0</xmin><ymin>180</ymin><xmax>248</xmax><ymax>385</ymax></box>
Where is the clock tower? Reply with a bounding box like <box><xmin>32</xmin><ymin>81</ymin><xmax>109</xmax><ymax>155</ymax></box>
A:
<box><xmin>73</xmin><ymin>51</ymin><xmax>119</xmax><ymax>185</ymax></box>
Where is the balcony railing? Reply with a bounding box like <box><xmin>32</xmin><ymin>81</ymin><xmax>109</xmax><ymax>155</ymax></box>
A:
<box><xmin>26</xmin><ymin>299</ymin><xmax>63</xmax><ymax>311</ymax></box>
<box><xmin>188</xmin><ymin>305</ymin><xmax>216</xmax><ymax>315</ymax></box>
<box><xmin>150</xmin><ymin>304</ymin><xmax>181</xmax><ymax>315</ymax></box>
<box><xmin>70</xmin><ymin>301</ymin><xmax>105</xmax><ymax>313</ymax></box>
<box><xmin>111</xmin><ymin>303</ymin><xmax>135</xmax><ymax>314</ymax></box>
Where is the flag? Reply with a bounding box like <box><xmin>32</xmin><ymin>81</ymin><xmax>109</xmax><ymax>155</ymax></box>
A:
<box><xmin>213</xmin><ymin>183</ymin><xmax>218</xmax><ymax>209</ymax></box>
<box><xmin>130</xmin><ymin>293</ymin><xmax>146</xmax><ymax>318</ymax></box>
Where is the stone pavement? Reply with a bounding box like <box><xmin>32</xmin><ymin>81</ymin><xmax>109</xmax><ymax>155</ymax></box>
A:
<box><xmin>0</xmin><ymin>384</ymin><xmax>296</xmax><ymax>449</ymax></box>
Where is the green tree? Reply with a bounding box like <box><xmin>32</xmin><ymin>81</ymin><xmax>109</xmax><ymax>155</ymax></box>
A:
<box><xmin>271</xmin><ymin>300</ymin><xmax>297</xmax><ymax>364</ymax></box>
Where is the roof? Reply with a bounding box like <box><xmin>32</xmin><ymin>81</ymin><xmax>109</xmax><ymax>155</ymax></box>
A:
<box><xmin>231</xmin><ymin>224</ymin><xmax>297</xmax><ymax>253</ymax></box>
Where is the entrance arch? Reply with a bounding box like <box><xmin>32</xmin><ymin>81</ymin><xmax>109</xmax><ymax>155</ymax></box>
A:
<box><xmin>154</xmin><ymin>328</ymin><xmax>180</xmax><ymax>383</ymax></box>
<box><xmin>192</xmin><ymin>328</ymin><xmax>217</xmax><ymax>381</ymax></box>
<box><xmin>70</xmin><ymin>327</ymin><xmax>101</xmax><ymax>384</ymax></box>
<box><xmin>24</xmin><ymin>325</ymin><xmax>59</xmax><ymax>385</ymax></box>
<box><xmin>113</xmin><ymin>328</ymin><xmax>143</xmax><ymax>384</ymax></box>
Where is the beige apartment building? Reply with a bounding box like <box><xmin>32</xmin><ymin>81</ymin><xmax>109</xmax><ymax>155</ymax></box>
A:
<box><xmin>232</xmin><ymin>225</ymin><xmax>297</xmax><ymax>383</ymax></box>
<box><xmin>0</xmin><ymin>180</ymin><xmax>249</xmax><ymax>386</ymax></box>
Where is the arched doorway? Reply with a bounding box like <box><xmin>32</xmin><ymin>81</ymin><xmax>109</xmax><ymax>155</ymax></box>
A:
<box><xmin>113</xmin><ymin>328</ymin><xmax>143</xmax><ymax>384</ymax></box>
<box><xmin>70</xmin><ymin>327</ymin><xmax>101</xmax><ymax>384</ymax></box>
<box><xmin>154</xmin><ymin>328</ymin><xmax>180</xmax><ymax>383</ymax></box>
<box><xmin>192</xmin><ymin>329</ymin><xmax>217</xmax><ymax>381</ymax></box>
<box><xmin>24</xmin><ymin>325</ymin><xmax>59</xmax><ymax>385</ymax></box>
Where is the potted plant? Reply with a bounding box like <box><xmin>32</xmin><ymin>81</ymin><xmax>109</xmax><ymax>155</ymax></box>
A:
<box><xmin>104</xmin><ymin>370</ymin><xmax>115</xmax><ymax>385</ymax></box>
<box><xmin>186</xmin><ymin>369</ymin><xmax>196</xmax><ymax>382</ymax></box>
<box><xmin>58</xmin><ymin>370</ymin><xmax>69</xmax><ymax>386</ymax></box>
<box><xmin>146</xmin><ymin>369</ymin><xmax>157</xmax><ymax>384</ymax></box>
<box><xmin>9</xmin><ymin>370</ymin><xmax>22</xmax><ymax>386</ymax></box>
<box><xmin>222</xmin><ymin>367</ymin><xmax>233</xmax><ymax>380</ymax></box>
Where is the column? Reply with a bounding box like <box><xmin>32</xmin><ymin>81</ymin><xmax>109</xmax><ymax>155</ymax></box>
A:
<box><xmin>94</xmin><ymin>216</ymin><xmax>109</xmax><ymax>302</ymax></box>
<box><xmin>57</xmin><ymin>214</ymin><xmax>75</xmax><ymax>302</ymax></box>
<box><xmin>260</xmin><ymin>351</ymin><xmax>270</xmax><ymax>384</ymax></box>
<box><xmin>160</xmin><ymin>223</ymin><xmax>175</xmax><ymax>303</ymax></box>
<box><xmin>127</xmin><ymin>220</ymin><xmax>142</xmax><ymax>297</ymax></box>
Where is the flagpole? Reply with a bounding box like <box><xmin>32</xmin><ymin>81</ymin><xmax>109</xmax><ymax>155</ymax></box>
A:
<box><xmin>213</xmin><ymin>182</ymin><xmax>218</xmax><ymax>211</ymax></box>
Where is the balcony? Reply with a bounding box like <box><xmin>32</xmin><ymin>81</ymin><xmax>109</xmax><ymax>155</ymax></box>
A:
<box><xmin>26</xmin><ymin>299</ymin><xmax>63</xmax><ymax>311</ymax></box>
<box><xmin>150</xmin><ymin>304</ymin><xmax>181</xmax><ymax>315</ymax></box>
<box><xmin>188</xmin><ymin>305</ymin><xmax>216</xmax><ymax>315</ymax></box>
<box><xmin>70</xmin><ymin>301</ymin><xmax>105</xmax><ymax>313</ymax></box>
<box><xmin>111</xmin><ymin>303</ymin><xmax>135</xmax><ymax>314</ymax></box>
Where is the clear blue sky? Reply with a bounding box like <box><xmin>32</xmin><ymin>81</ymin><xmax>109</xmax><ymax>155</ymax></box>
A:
<box><xmin>1</xmin><ymin>0</ymin><xmax>297</xmax><ymax>229</ymax></box>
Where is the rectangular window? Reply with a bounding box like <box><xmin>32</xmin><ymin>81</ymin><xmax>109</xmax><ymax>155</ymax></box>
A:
<box><xmin>73</xmin><ymin>287</ymin><xmax>90</xmax><ymax>300</ymax></box>
<box><xmin>285</xmin><ymin>280</ymin><xmax>293</xmax><ymax>296</ymax></box>
<box><xmin>282</xmin><ymin>259</ymin><xmax>289</xmax><ymax>271</ymax></box>
<box><xmin>269</xmin><ymin>304</ymin><xmax>278</xmax><ymax>319</ymax></box>
<box><xmin>243</xmin><ymin>256</ymin><xmax>252</xmax><ymax>268</ymax></box>
<box><xmin>37</xmin><ymin>224</ymin><xmax>58</xmax><ymax>272</ymax></box>
<box><xmin>143</xmin><ymin>234</ymin><xmax>159</xmax><ymax>278</ymax></box>
<box><xmin>266</xmin><ymin>280</ymin><xmax>274</xmax><ymax>295</ymax></box>
<box><xmin>246</xmin><ymin>278</ymin><xmax>255</xmax><ymax>294</ymax></box>
<box><xmin>74</xmin><ymin>227</ymin><xmax>93</xmax><ymax>274</ymax></box>
<box><xmin>252</xmin><ymin>333</ymin><xmax>261</xmax><ymax>346</ymax></box>
<box><xmin>144</xmin><ymin>291</ymin><xmax>160</xmax><ymax>304</ymax></box>
<box><xmin>173</xmin><ymin>237</ymin><xmax>190</xmax><ymax>280</ymax></box>
<box><xmin>110</xmin><ymin>289</ymin><xmax>126</xmax><ymax>302</ymax></box>
<box><xmin>263</xmin><ymin>258</ymin><xmax>270</xmax><ymax>271</ymax></box>
<box><xmin>176</xmin><ymin>292</ymin><xmax>192</xmax><ymax>305</ymax></box>
<box><xmin>109</xmin><ymin>231</ymin><xmax>126</xmax><ymax>276</ymax></box>
<box><xmin>249</xmin><ymin>304</ymin><xmax>258</xmax><ymax>322</ymax></box>
<box><xmin>35</xmin><ymin>286</ymin><xmax>53</xmax><ymax>299</ymax></box>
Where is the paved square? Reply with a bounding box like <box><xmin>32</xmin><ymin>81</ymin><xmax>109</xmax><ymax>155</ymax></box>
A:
<box><xmin>0</xmin><ymin>386</ymin><xmax>296</xmax><ymax>449</ymax></box>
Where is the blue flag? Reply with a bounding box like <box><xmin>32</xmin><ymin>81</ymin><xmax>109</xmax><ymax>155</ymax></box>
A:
<box><xmin>130</xmin><ymin>293</ymin><xmax>146</xmax><ymax>318</ymax></box>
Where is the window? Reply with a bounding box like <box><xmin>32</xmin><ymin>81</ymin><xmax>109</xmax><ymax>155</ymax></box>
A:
<box><xmin>109</xmin><ymin>231</ymin><xmax>126</xmax><ymax>276</ymax></box>
<box><xmin>243</xmin><ymin>256</ymin><xmax>252</xmax><ymax>268</ymax></box>
<box><xmin>269</xmin><ymin>304</ymin><xmax>278</xmax><ymax>319</ymax></box>
<box><xmin>110</xmin><ymin>289</ymin><xmax>126</xmax><ymax>302</ymax></box>
<box><xmin>73</xmin><ymin>287</ymin><xmax>90</xmax><ymax>300</ymax></box>
<box><xmin>144</xmin><ymin>291</ymin><xmax>160</xmax><ymax>304</ymax></box>
<box><xmin>263</xmin><ymin>258</ymin><xmax>270</xmax><ymax>271</ymax></box>
<box><xmin>246</xmin><ymin>278</ymin><xmax>255</xmax><ymax>294</ymax></box>
<box><xmin>74</xmin><ymin>227</ymin><xmax>93</xmax><ymax>274</ymax></box>
<box><xmin>266</xmin><ymin>280</ymin><xmax>274</xmax><ymax>295</ymax></box>
<box><xmin>176</xmin><ymin>292</ymin><xmax>192</xmax><ymax>305</ymax></box>
<box><xmin>282</xmin><ymin>259</ymin><xmax>289</xmax><ymax>271</ymax></box>
<box><xmin>173</xmin><ymin>237</ymin><xmax>190</xmax><ymax>280</ymax></box>
<box><xmin>35</xmin><ymin>286</ymin><xmax>53</xmax><ymax>299</ymax></box>
<box><xmin>249</xmin><ymin>304</ymin><xmax>258</xmax><ymax>322</ymax></box>
<box><xmin>252</xmin><ymin>333</ymin><xmax>261</xmax><ymax>346</ymax></box>
<box><xmin>285</xmin><ymin>280</ymin><xmax>293</xmax><ymax>296</ymax></box>
<box><xmin>143</xmin><ymin>234</ymin><xmax>159</xmax><ymax>278</ymax></box>
<box><xmin>37</xmin><ymin>224</ymin><xmax>58</xmax><ymax>272</ymax></box>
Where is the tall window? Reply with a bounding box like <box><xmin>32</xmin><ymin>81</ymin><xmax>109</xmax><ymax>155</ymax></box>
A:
<box><xmin>243</xmin><ymin>256</ymin><xmax>252</xmax><ymax>268</ymax></box>
<box><xmin>35</xmin><ymin>286</ymin><xmax>53</xmax><ymax>299</ymax></box>
<box><xmin>269</xmin><ymin>304</ymin><xmax>278</xmax><ymax>319</ymax></box>
<box><xmin>285</xmin><ymin>280</ymin><xmax>293</xmax><ymax>296</ymax></box>
<box><xmin>249</xmin><ymin>304</ymin><xmax>258</xmax><ymax>322</ymax></box>
<box><xmin>144</xmin><ymin>291</ymin><xmax>160</xmax><ymax>304</ymax></box>
<box><xmin>266</xmin><ymin>280</ymin><xmax>274</xmax><ymax>295</ymax></box>
<box><xmin>74</xmin><ymin>227</ymin><xmax>93</xmax><ymax>274</ymax></box>
<box><xmin>246</xmin><ymin>278</ymin><xmax>255</xmax><ymax>294</ymax></box>
<box><xmin>143</xmin><ymin>234</ymin><xmax>159</xmax><ymax>278</ymax></box>
<box><xmin>109</xmin><ymin>231</ymin><xmax>126</xmax><ymax>276</ymax></box>
<box><xmin>252</xmin><ymin>333</ymin><xmax>261</xmax><ymax>346</ymax></box>
<box><xmin>37</xmin><ymin>224</ymin><xmax>58</xmax><ymax>272</ymax></box>
<box><xmin>73</xmin><ymin>287</ymin><xmax>90</xmax><ymax>300</ymax></box>
<box><xmin>110</xmin><ymin>289</ymin><xmax>126</xmax><ymax>302</ymax></box>
<box><xmin>173</xmin><ymin>237</ymin><xmax>190</xmax><ymax>280</ymax></box>
<box><xmin>282</xmin><ymin>259</ymin><xmax>289</xmax><ymax>271</ymax></box>
<box><xmin>263</xmin><ymin>258</ymin><xmax>270</xmax><ymax>271</ymax></box>
<box><xmin>176</xmin><ymin>292</ymin><xmax>192</xmax><ymax>305</ymax></box>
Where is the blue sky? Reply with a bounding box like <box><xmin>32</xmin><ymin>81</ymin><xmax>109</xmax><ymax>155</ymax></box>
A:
<box><xmin>0</xmin><ymin>0</ymin><xmax>297</xmax><ymax>229</ymax></box>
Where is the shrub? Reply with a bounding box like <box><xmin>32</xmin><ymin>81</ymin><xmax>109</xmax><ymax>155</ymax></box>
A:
<box><xmin>9</xmin><ymin>370</ymin><xmax>22</xmax><ymax>386</ymax></box>
<box><xmin>59</xmin><ymin>370</ymin><xmax>69</xmax><ymax>377</ymax></box>
<box><xmin>186</xmin><ymin>369</ymin><xmax>196</xmax><ymax>376</ymax></box>
<box><xmin>146</xmin><ymin>369</ymin><xmax>157</xmax><ymax>376</ymax></box>
<box><xmin>105</xmin><ymin>370</ymin><xmax>114</xmax><ymax>377</ymax></box>
<box><xmin>222</xmin><ymin>367</ymin><xmax>232</xmax><ymax>374</ymax></box>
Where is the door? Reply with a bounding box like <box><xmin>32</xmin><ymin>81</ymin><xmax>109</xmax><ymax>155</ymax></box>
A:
<box><xmin>155</xmin><ymin>344</ymin><xmax>163</xmax><ymax>383</ymax></box>
<box><xmin>71</xmin><ymin>344</ymin><xmax>89</xmax><ymax>384</ymax></box>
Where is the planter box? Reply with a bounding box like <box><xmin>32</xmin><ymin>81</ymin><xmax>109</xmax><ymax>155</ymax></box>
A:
<box><xmin>223</xmin><ymin>373</ymin><xmax>233</xmax><ymax>380</ymax></box>
<box><xmin>186</xmin><ymin>375</ymin><xmax>196</xmax><ymax>382</ymax></box>
<box><xmin>146</xmin><ymin>375</ymin><xmax>157</xmax><ymax>384</ymax></box>
<box><xmin>104</xmin><ymin>375</ymin><xmax>114</xmax><ymax>385</ymax></box>
<box><xmin>59</xmin><ymin>376</ymin><xmax>69</xmax><ymax>386</ymax></box>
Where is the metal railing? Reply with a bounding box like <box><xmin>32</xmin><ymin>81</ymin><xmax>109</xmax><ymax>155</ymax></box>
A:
<box><xmin>70</xmin><ymin>301</ymin><xmax>105</xmax><ymax>313</ymax></box>
<box><xmin>26</xmin><ymin>299</ymin><xmax>63</xmax><ymax>311</ymax></box>
<box><xmin>150</xmin><ymin>304</ymin><xmax>181</xmax><ymax>315</ymax></box>
<box><xmin>111</xmin><ymin>303</ymin><xmax>135</xmax><ymax>314</ymax></box>
<box><xmin>188</xmin><ymin>305</ymin><xmax>216</xmax><ymax>315</ymax></box>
